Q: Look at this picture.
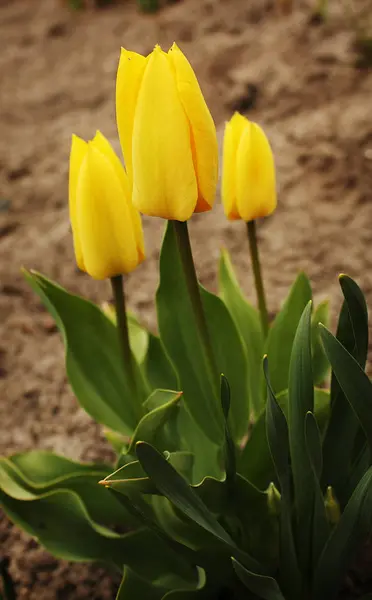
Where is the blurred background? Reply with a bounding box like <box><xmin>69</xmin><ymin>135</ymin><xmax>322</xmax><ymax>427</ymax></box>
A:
<box><xmin>0</xmin><ymin>0</ymin><xmax>372</xmax><ymax>597</ymax></box>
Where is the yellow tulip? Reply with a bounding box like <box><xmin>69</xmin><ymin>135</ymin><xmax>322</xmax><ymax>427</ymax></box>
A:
<box><xmin>69</xmin><ymin>131</ymin><xmax>144</xmax><ymax>280</ymax></box>
<box><xmin>222</xmin><ymin>112</ymin><xmax>276</xmax><ymax>222</ymax></box>
<box><xmin>116</xmin><ymin>43</ymin><xmax>218</xmax><ymax>222</ymax></box>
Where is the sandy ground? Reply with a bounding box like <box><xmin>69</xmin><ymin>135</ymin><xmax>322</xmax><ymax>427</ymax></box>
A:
<box><xmin>1</xmin><ymin>0</ymin><xmax>372</xmax><ymax>597</ymax></box>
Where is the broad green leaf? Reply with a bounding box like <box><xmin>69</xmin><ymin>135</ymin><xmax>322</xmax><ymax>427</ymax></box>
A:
<box><xmin>0</xmin><ymin>487</ymin><xmax>131</xmax><ymax>568</ymax></box>
<box><xmin>237</xmin><ymin>409</ymin><xmax>274</xmax><ymax>491</ymax></box>
<box><xmin>201</xmin><ymin>285</ymin><xmax>249</xmax><ymax>443</ymax></box>
<box><xmin>127</xmin><ymin>314</ymin><xmax>149</xmax><ymax>365</ymax></box>
<box><xmin>9</xmin><ymin>451</ymin><xmax>109</xmax><ymax>485</ymax></box>
<box><xmin>313</xmin><ymin>466</ymin><xmax>372</xmax><ymax>600</ymax></box>
<box><xmin>176</xmin><ymin>407</ymin><xmax>222</xmax><ymax>485</ymax></box>
<box><xmin>117</xmin><ymin>567</ymin><xmax>165</xmax><ymax>600</ymax></box>
<box><xmin>0</xmin><ymin>453</ymin><xmax>131</xmax><ymax>526</ymax></box>
<box><xmin>117</xmin><ymin>566</ymin><xmax>207</xmax><ymax>600</ymax></box>
<box><xmin>238</xmin><ymin>386</ymin><xmax>330</xmax><ymax>492</ymax></box>
<box><xmin>104</xmin><ymin>308</ymin><xmax>150</xmax><ymax>371</ymax></box>
<box><xmin>339</xmin><ymin>275</ymin><xmax>368</xmax><ymax>366</ymax></box>
<box><xmin>127</xmin><ymin>390</ymin><xmax>182</xmax><ymax>454</ymax></box>
<box><xmin>304</xmin><ymin>412</ymin><xmax>329</xmax><ymax>569</ymax></box>
<box><xmin>103</xmin><ymin>452</ymin><xmax>194</xmax><ymax>496</ymax></box>
<box><xmin>162</xmin><ymin>567</ymin><xmax>207</xmax><ymax>598</ymax></box>
<box><xmin>277</xmin><ymin>387</ymin><xmax>330</xmax><ymax>434</ymax></box>
<box><xmin>136</xmin><ymin>442</ymin><xmax>234</xmax><ymax>547</ymax></box>
<box><xmin>288</xmin><ymin>301</ymin><xmax>314</xmax><ymax>572</ymax></box>
<box><xmin>1</xmin><ymin>484</ymin><xmax>202</xmax><ymax>584</ymax></box>
<box><xmin>104</xmin><ymin>429</ymin><xmax>128</xmax><ymax>454</ymax></box>
<box><xmin>320</xmin><ymin>326</ymin><xmax>372</xmax><ymax>458</ymax></box>
<box><xmin>190</xmin><ymin>473</ymin><xmax>275</xmax><ymax>565</ymax></box>
<box><xmin>322</xmin><ymin>275</ymin><xmax>369</xmax><ymax>500</ymax></box>
<box><xmin>219</xmin><ymin>249</ymin><xmax>264</xmax><ymax>415</ymax></box>
<box><xmin>157</xmin><ymin>223</ymin><xmax>249</xmax><ymax>444</ymax></box>
<box><xmin>264</xmin><ymin>358</ymin><xmax>301</xmax><ymax>600</ymax></box>
<box><xmin>232</xmin><ymin>559</ymin><xmax>285</xmax><ymax>600</ymax></box>
<box><xmin>266</xmin><ymin>273</ymin><xmax>312</xmax><ymax>394</ymax></box>
<box><xmin>144</xmin><ymin>334</ymin><xmax>178</xmax><ymax>391</ymax></box>
<box><xmin>136</xmin><ymin>442</ymin><xmax>262</xmax><ymax>573</ymax></box>
<box><xmin>24</xmin><ymin>270</ymin><xmax>145</xmax><ymax>435</ymax></box>
<box><xmin>220</xmin><ymin>375</ymin><xmax>236</xmax><ymax>487</ymax></box>
<box><xmin>152</xmin><ymin>495</ymin><xmax>217</xmax><ymax>551</ymax></box>
<box><xmin>265</xmin><ymin>360</ymin><xmax>290</xmax><ymax>492</ymax></box>
<box><xmin>311</xmin><ymin>300</ymin><xmax>330</xmax><ymax>385</ymax></box>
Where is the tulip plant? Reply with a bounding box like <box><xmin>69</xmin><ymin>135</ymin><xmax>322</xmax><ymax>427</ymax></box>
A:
<box><xmin>1</xmin><ymin>43</ymin><xmax>372</xmax><ymax>600</ymax></box>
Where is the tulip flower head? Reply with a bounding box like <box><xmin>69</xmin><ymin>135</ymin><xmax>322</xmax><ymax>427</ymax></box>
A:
<box><xmin>222</xmin><ymin>112</ymin><xmax>276</xmax><ymax>222</ymax></box>
<box><xmin>69</xmin><ymin>131</ymin><xmax>144</xmax><ymax>280</ymax></box>
<box><xmin>116</xmin><ymin>43</ymin><xmax>218</xmax><ymax>222</ymax></box>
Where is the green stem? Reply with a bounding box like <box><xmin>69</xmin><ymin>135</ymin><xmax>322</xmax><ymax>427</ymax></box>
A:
<box><xmin>172</xmin><ymin>221</ymin><xmax>219</xmax><ymax>389</ymax></box>
<box><xmin>110</xmin><ymin>275</ymin><xmax>139</xmax><ymax>408</ymax></box>
<box><xmin>246</xmin><ymin>220</ymin><xmax>269</xmax><ymax>337</ymax></box>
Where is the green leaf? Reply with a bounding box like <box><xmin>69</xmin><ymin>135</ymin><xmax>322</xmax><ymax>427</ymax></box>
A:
<box><xmin>157</xmin><ymin>223</ymin><xmax>249</xmax><ymax>444</ymax></box>
<box><xmin>237</xmin><ymin>408</ymin><xmax>274</xmax><ymax>491</ymax></box>
<box><xmin>313</xmin><ymin>466</ymin><xmax>372</xmax><ymax>600</ymax></box>
<box><xmin>264</xmin><ymin>358</ymin><xmax>301</xmax><ymax>600</ymax></box>
<box><xmin>265</xmin><ymin>359</ymin><xmax>290</xmax><ymax>492</ymax></box>
<box><xmin>162</xmin><ymin>567</ymin><xmax>207</xmax><ymax>599</ymax></box>
<box><xmin>238</xmin><ymin>386</ymin><xmax>330</xmax><ymax>493</ymax></box>
<box><xmin>219</xmin><ymin>249</ymin><xmax>264</xmax><ymax>415</ymax></box>
<box><xmin>9</xmin><ymin>451</ymin><xmax>109</xmax><ymax>485</ymax></box>
<box><xmin>322</xmin><ymin>275</ymin><xmax>369</xmax><ymax>500</ymax></box>
<box><xmin>320</xmin><ymin>325</ymin><xmax>372</xmax><ymax>458</ymax></box>
<box><xmin>136</xmin><ymin>442</ymin><xmax>234</xmax><ymax>547</ymax></box>
<box><xmin>24</xmin><ymin>270</ymin><xmax>145</xmax><ymax>435</ymax></box>
<box><xmin>338</xmin><ymin>275</ymin><xmax>368</xmax><ymax>366</ymax></box>
<box><xmin>0</xmin><ymin>453</ymin><xmax>132</xmax><ymax>526</ymax></box>
<box><xmin>288</xmin><ymin>301</ymin><xmax>314</xmax><ymax>572</ymax></box>
<box><xmin>127</xmin><ymin>390</ymin><xmax>182</xmax><ymax>455</ymax></box>
<box><xmin>176</xmin><ymin>407</ymin><xmax>222</xmax><ymax>484</ymax></box>
<box><xmin>0</xmin><ymin>487</ymin><xmax>130</xmax><ymax>567</ymax></box>
<box><xmin>232</xmin><ymin>559</ymin><xmax>285</xmax><ymax>600</ymax></box>
<box><xmin>102</xmin><ymin>452</ymin><xmax>194</xmax><ymax>496</ymax></box>
<box><xmin>200</xmin><ymin>287</ymin><xmax>249</xmax><ymax>443</ymax></box>
<box><xmin>117</xmin><ymin>566</ymin><xmax>207</xmax><ymax>600</ymax></box>
<box><xmin>311</xmin><ymin>300</ymin><xmax>330</xmax><ymax>386</ymax></box>
<box><xmin>127</xmin><ymin>314</ymin><xmax>149</xmax><ymax>365</ymax></box>
<box><xmin>266</xmin><ymin>273</ymin><xmax>312</xmax><ymax>394</ymax></box>
<box><xmin>277</xmin><ymin>387</ymin><xmax>330</xmax><ymax>434</ymax></box>
<box><xmin>135</xmin><ymin>443</ymin><xmax>262</xmax><ymax>573</ymax></box>
<box><xmin>220</xmin><ymin>375</ymin><xmax>236</xmax><ymax>487</ymax></box>
<box><xmin>116</xmin><ymin>567</ymin><xmax>165</xmax><ymax>600</ymax></box>
<box><xmin>104</xmin><ymin>429</ymin><xmax>128</xmax><ymax>455</ymax></box>
<box><xmin>304</xmin><ymin>412</ymin><xmax>329</xmax><ymax>569</ymax></box>
<box><xmin>144</xmin><ymin>334</ymin><xmax>178</xmax><ymax>391</ymax></box>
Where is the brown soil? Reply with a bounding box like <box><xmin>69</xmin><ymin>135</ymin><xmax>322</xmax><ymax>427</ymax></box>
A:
<box><xmin>1</xmin><ymin>0</ymin><xmax>372</xmax><ymax>597</ymax></box>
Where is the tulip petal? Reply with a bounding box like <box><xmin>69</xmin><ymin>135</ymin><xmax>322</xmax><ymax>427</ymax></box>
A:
<box><xmin>221</xmin><ymin>113</ymin><xmax>247</xmax><ymax>220</ymax></box>
<box><xmin>69</xmin><ymin>135</ymin><xmax>88</xmax><ymax>271</ymax></box>
<box><xmin>116</xmin><ymin>48</ymin><xmax>147</xmax><ymax>179</ymax></box>
<box><xmin>92</xmin><ymin>131</ymin><xmax>145</xmax><ymax>261</ymax></box>
<box><xmin>76</xmin><ymin>146</ymin><xmax>142</xmax><ymax>280</ymax></box>
<box><xmin>168</xmin><ymin>43</ymin><xmax>218</xmax><ymax>213</ymax></box>
<box><xmin>236</xmin><ymin>122</ymin><xmax>276</xmax><ymax>222</ymax></box>
<box><xmin>132</xmin><ymin>46</ymin><xmax>197</xmax><ymax>221</ymax></box>
<box><xmin>92</xmin><ymin>131</ymin><xmax>130</xmax><ymax>197</ymax></box>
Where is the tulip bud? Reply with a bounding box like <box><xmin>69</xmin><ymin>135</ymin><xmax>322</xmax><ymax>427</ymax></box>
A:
<box><xmin>69</xmin><ymin>131</ymin><xmax>144</xmax><ymax>280</ymax></box>
<box><xmin>222</xmin><ymin>112</ymin><xmax>276</xmax><ymax>222</ymax></box>
<box><xmin>324</xmin><ymin>486</ymin><xmax>341</xmax><ymax>525</ymax></box>
<box><xmin>267</xmin><ymin>482</ymin><xmax>281</xmax><ymax>516</ymax></box>
<box><xmin>116</xmin><ymin>43</ymin><xmax>218</xmax><ymax>221</ymax></box>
